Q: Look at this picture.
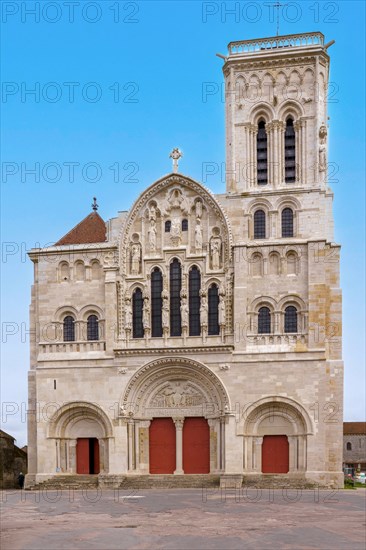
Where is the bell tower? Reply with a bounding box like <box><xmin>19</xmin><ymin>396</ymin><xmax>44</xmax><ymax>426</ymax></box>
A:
<box><xmin>222</xmin><ymin>32</ymin><xmax>332</xmax><ymax>194</ymax></box>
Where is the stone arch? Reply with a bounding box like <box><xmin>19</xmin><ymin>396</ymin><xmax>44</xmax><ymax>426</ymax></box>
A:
<box><xmin>54</xmin><ymin>305</ymin><xmax>78</xmax><ymax>322</ymax></box>
<box><xmin>249</xmin><ymin>103</ymin><xmax>275</xmax><ymax>125</ymax></box>
<box><xmin>278</xmin><ymin>100</ymin><xmax>304</xmax><ymax>121</ymax></box>
<box><xmin>242</xmin><ymin>396</ymin><xmax>313</xmax><ymax>474</ymax></box>
<box><xmin>48</xmin><ymin>401</ymin><xmax>114</xmax><ymax>439</ymax></box>
<box><xmin>79</xmin><ymin>304</ymin><xmax>104</xmax><ymax>321</ymax></box>
<box><xmin>121</xmin><ymin>357</ymin><xmax>230</xmax><ymax>418</ymax></box>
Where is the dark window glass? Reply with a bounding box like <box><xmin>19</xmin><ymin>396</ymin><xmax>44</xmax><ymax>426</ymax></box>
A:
<box><xmin>87</xmin><ymin>314</ymin><xmax>99</xmax><ymax>341</ymax></box>
<box><xmin>165</xmin><ymin>220</ymin><xmax>171</xmax><ymax>232</ymax></box>
<box><xmin>257</xmin><ymin>120</ymin><xmax>268</xmax><ymax>185</ymax></box>
<box><xmin>208</xmin><ymin>284</ymin><xmax>220</xmax><ymax>335</ymax></box>
<box><xmin>182</xmin><ymin>219</ymin><xmax>188</xmax><ymax>231</ymax></box>
<box><xmin>151</xmin><ymin>268</ymin><xmax>163</xmax><ymax>337</ymax></box>
<box><xmin>132</xmin><ymin>289</ymin><xmax>144</xmax><ymax>338</ymax></box>
<box><xmin>170</xmin><ymin>258</ymin><xmax>182</xmax><ymax>336</ymax></box>
<box><xmin>258</xmin><ymin>307</ymin><xmax>271</xmax><ymax>334</ymax></box>
<box><xmin>284</xmin><ymin>305</ymin><xmax>298</xmax><ymax>333</ymax></box>
<box><xmin>285</xmin><ymin>118</ymin><xmax>296</xmax><ymax>183</ymax></box>
<box><xmin>282</xmin><ymin>208</ymin><xmax>294</xmax><ymax>237</ymax></box>
<box><xmin>254</xmin><ymin>210</ymin><xmax>266</xmax><ymax>239</ymax></box>
<box><xmin>63</xmin><ymin>316</ymin><xmax>75</xmax><ymax>342</ymax></box>
<box><xmin>189</xmin><ymin>266</ymin><xmax>201</xmax><ymax>336</ymax></box>
<box><xmin>346</xmin><ymin>442</ymin><xmax>352</xmax><ymax>451</ymax></box>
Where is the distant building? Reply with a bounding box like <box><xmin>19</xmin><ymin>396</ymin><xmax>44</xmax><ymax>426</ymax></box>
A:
<box><xmin>0</xmin><ymin>430</ymin><xmax>28</xmax><ymax>488</ymax></box>
<box><xmin>343</xmin><ymin>422</ymin><xmax>366</xmax><ymax>473</ymax></box>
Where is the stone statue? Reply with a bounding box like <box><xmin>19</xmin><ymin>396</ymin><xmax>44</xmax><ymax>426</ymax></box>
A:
<box><xmin>143</xmin><ymin>300</ymin><xmax>150</xmax><ymax>330</ymax></box>
<box><xmin>319</xmin><ymin>123</ymin><xmax>327</xmax><ymax>172</ymax></box>
<box><xmin>195</xmin><ymin>219</ymin><xmax>203</xmax><ymax>252</ymax></box>
<box><xmin>200</xmin><ymin>294</ymin><xmax>208</xmax><ymax>327</ymax></box>
<box><xmin>210</xmin><ymin>236</ymin><xmax>222</xmax><ymax>270</ymax></box>
<box><xmin>181</xmin><ymin>298</ymin><xmax>189</xmax><ymax>328</ymax></box>
<box><xmin>149</xmin><ymin>203</ymin><xmax>157</xmax><ymax>222</ymax></box>
<box><xmin>148</xmin><ymin>219</ymin><xmax>157</xmax><ymax>252</ymax></box>
<box><xmin>125</xmin><ymin>299</ymin><xmax>132</xmax><ymax>330</ymax></box>
<box><xmin>162</xmin><ymin>301</ymin><xmax>169</xmax><ymax>329</ymax></box>
<box><xmin>219</xmin><ymin>297</ymin><xmax>226</xmax><ymax>326</ymax></box>
<box><xmin>195</xmin><ymin>200</ymin><xmax>203</xmax><ymax>219</ymax></box>
<box><xmin>130</xmin><ymin>243</ymin><xmax>141</xmax><ymax>275</ymax></box>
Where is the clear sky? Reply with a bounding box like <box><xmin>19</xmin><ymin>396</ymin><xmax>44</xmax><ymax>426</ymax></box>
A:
<box><xmin>1</xmin><ymin>0</ymin><xmax>365</xmax><ymax>446</ymax></box>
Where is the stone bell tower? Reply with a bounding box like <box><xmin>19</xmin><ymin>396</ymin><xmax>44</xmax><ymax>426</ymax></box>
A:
<box><xmin>222</xmin><ymin>32</ymin><xmax>332</xmax><ymax>194</ymax></box>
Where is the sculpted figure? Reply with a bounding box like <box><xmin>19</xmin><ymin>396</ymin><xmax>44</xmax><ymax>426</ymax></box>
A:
<box><xmin>195</xmin><ymin>219</ymin><xmax>203</xmax><ymax>251</ymax></box>
<box><xmin>210</xmin><ymin>236</ymin><xmax>222</xmax><ymax>270</ymax></box>
<box><xmin>195</xmin><ymin>200</ymin><xmax>203</xmax><ymax>219</ymax></box>
<box><xmin>171</xmin><ymin>217</ymin><xmax>181</xmax><ymax>240</ymax></box>
<box><xmin>125</xmin><ymin>299</ymin><xmax>132</xmax><ymax>330</ymax></box>
<box><xmin>143</xmin><ymin>299</ymin><xmax>150</xmax><ymax>330</ymax></box>
<box><xmin>181</xmin><ymin>298</ymin><xmax>189</xmax><ymax>328</ymax></box>
<box><xmin>319</xmin><ymin>144</ymin><xmax>326</xmax><ymax>172</ymax></box>
<box><xmin>219</xmin><ymin>297</ymin><xmax>226</xmax><ymax>326</ymax></box>
<box><xmin>162</xmin><ymin>301</ymin><xmax>169</xmax><ymax>329</ymax></box>
<box><xmin>200</xmin><ymin>294</ymin><xmax>208</xmax><ymax>327</ymax></box>
<box><xmin>148</xmin><ymin>219</ymin><xmax>157</xmax><ymax>252</ymax></box>
<box><xmin>131</xmin><ymin>243</ymin><xmax>141</xmax><ymax>274</ymax></box>
<box><xmin>149</xmin><ymin>204</ymin><xmax>157</xmax><ymax>222</ymax></box>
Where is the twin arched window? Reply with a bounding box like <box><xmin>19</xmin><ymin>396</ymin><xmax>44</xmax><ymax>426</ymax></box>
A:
<box><xmin>253</xmin><ymin>207</ymin><xmax>294</xmax><ymax>239</ymax></box>
<box><xmin>63</xmin><ymin>316</ymin><xmax>75</xmax><ymax>342</ymax></box>
<box><xmin>63</xmin><ymin>314</ymin><xmax>100</xmax><ymax>341</ymax></box>
<box><xmin>256</xmin><ymin>304</ymin><xmax>298</xmax><ymax>334</ymax></box>
<box><xmin>256</xmin><ymin>116</ymin><xmax>296</xmax><ymax>185</ymax></box>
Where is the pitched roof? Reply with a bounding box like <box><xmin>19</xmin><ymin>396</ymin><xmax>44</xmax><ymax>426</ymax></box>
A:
<box><xmin>343</xmin><ymin>422</ymin><xmax>366</xmax><ymax>435</ymax></box>
<box><xmin>0</xmin><ymin>429</ymin><xmax>15</xmax><ymax>440</ymax></box>
<box><xmin>55</xmin><ymin>212</ymin><xmax>107</xmax><ymax>245</ymax></box>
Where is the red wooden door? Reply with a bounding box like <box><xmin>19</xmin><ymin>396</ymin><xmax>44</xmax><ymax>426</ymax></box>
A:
<box><xmin>183</xmin><ymin>417</ymin><xmax>210</xmax><ymax>474</ymax></box>
<box><xmin>149</xmin><ymin>418</ymin><xmax>176</xmax><ymax>474</ymax></box>
<box><xmin>93</xmin><ymin>439</ymin><xmax>100</xmax><ymax>474</ymax></box>
<box><xmin>76</xmin><ymin>438</ymin><xmax>90</xmax><ymax>474</ymax></box>
<box><xmin>262</xmin><ymin>435</ymin><xmax>289</xmax><ymax>473</ymax></box>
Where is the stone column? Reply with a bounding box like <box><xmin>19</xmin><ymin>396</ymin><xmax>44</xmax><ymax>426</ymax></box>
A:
<box><xmin>253</xmin><ymin>436</ymin><xmax>263</xmax><ymax>472</ymax></box>
<box><xmin>138</xmin><ymin>421</ymin><xmax>151</xmax><ymax>473</ymax></box>
<box><xmin>173</xmin><ymin>418</ymin><xmax>184</xmax><ymax>474</ymax></box>
<box><xmin>208</xmin><ymin>419</ymin><xmax>218</xmax><ymax>472</ymax></box>
<box><xmin>68</xmin><ymin>440</ymin><xmax>77</xmax><ymax>473</ymax></box>
<box><xmin>287</xmin><ymin>435</ymin><xmax>297</xmax><ymax>472</ymax></box>
<box><xmin>127</xmin><ymin>420</ymin><xmax>135</xmax><ymax>471</ymax></box>
<box><xmin>266</xmin><ymin>122</ymin><xmax>274</xmax><ymax>186</ymax></box>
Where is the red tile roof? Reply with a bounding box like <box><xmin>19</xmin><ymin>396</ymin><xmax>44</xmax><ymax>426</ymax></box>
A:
<box><xmin>55</xmin><ymin>212</ymin><xmax>107</xmax><ymax>245</ymax></box>
<box><xmin>343</xmin><ymin>422</ymin><xmax>366</xmax><ymax>435</ymax></box>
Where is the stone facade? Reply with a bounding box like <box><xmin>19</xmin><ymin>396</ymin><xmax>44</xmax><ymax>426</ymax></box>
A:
<box><xmin>26</xmin><ymin>32</ymin><xmax>343</xmax><ymax>488</ymax></box>
<box><xmin>0</xmin><ymin>430</ymin><xmax>28</xmax><ymax>489</ymax></box>
<box><xmin>343</xmin><ymin>423</ymin><xmax>366</xmax><ymax>472</ymax></box>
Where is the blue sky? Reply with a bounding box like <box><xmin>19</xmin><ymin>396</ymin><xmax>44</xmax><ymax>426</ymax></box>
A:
<box><xmin>1</xmin><ymin>1</ymin><xmax>365</xmax><ymax>446</ymax></box>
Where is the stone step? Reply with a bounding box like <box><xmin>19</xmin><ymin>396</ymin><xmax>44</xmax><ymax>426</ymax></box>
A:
<box><xmin>243</xmin><ymin>475</ymin><xmax>317</xmax><ymax>489</ymax></box>
<box><xmin>119</xmin><ymin>474</ymin><xmax>220</xmax><ymax>489</ymax></box>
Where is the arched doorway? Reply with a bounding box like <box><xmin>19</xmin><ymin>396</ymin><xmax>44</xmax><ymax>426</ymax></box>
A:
<box><xmin>48</xmin><ymin>402</ymin><xmax>113</xmax><ymax>474</ymax></box>
<box><xmin>243</xmin><ymin>397</ymin><xmax>313</xmax><ymax>475</ymax></box>
<box><xmin>120</xmin><ymin>357</ymin><xmax>230</xmax><ymax>475</ymax></box>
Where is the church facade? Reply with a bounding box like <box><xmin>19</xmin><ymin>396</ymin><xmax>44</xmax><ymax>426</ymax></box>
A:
<box><xmin>26</xmin><ymin>32</ymin><xmax>343</xmax><ymax>488</ymax></box>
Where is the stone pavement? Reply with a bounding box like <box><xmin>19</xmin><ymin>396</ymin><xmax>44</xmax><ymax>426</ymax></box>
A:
<box><xmin>1</xmin><ymin>488</ymin><xmax>365</xmax><ymax>549</ymax></box>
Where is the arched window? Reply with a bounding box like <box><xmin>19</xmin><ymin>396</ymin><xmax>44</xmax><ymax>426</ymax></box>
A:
<box><xmin>189</xmin><ymin>266</ymin><xmax>201</xmax><ymax>336</ymax></box>
<box><xmin>182</xmin><ymin>219</ymin><xmax>188</xmax><ymax>231</ymax></box>
<box><xmin>170</xmin><ymin>258</ymin><xmax>182</xmax><ymax>336</ymax></box>
<box><xmin>284</xmin><ymin>305</ymin><xmax>298</xmax><ymax>333</ymax></box>
<box><xmin>254</xmin><ymin>209</ymin><xmax>266</xmax><ymax>239</ymax></box>
<box><xmin>286</xmin><ymin>252</ymin><xmax>298</xmax><ymax>275</ymax></box>
<box><xmin>87</xmin><ymin>314</ymin><xmax>99</xmax><ymax>341</ymax></box>
<box><xmin>91</xmin><ymin>260</ymin><xmax>101</xmax><ymax>280</ymax></box>
<box><xmin>257</xmin><ymin>120</ymin><xmax>268</xmax><ymax>185</ymax></box>
<box><xmin>63</xmin><ymin>316</ymin><xmax>75</xmax><ymax>342</ymax></box>
<box><xmin>60</xmin><ymin>262</ymin><xmax>70</xmax><ymax>281</ymax></box>
<box><xmin>208</xmin><ymin>284</ymin><xmax>220</xmax><ymax>335</ymax></box>
<box><xmin>285</xmin><ymin>117</ymin><xmax>296</xmax><ymax>183</ymax></box>
<box><xmin>165</xmin><ymin>220</ymin><xmax>171</xmax><ymax>232</ymax></box>
<box><xmin>251</xmin><ymin>253</ymin><xmax>263</xmax><ymax>276</ymax></box>
<box><xmin>346</xmin><ymin>442</ymin><xmax>352</xmax><ymax>451</ymax></box>
<box><xmin>132</xmin><ymin>289</ymin><xmax>144</xmax><ymax>338</ymax></box>
<box><xmin>258</xmin><ymin>307</ymin><xmax>271</xmax><ymax>334</ymax></box>
<box><xmin>282</xmin><ymin>208</ymin><xmax>294</xmax><ymax>237</ymax></box>
<box><xmin>269</xmin><ymin>252</ymin><xmax>280</xmax><ymax>275</ymax></box>
<box><xmin>151</xmin><ymin>268</ymin><xmax>163</xmax><ymax>337</ymax></box>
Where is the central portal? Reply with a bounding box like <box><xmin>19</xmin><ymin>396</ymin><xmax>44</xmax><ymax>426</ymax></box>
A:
<box><xmin>149</xmin><ymin>418</ymin><xmax>176</xmax><ymax>474</ymax></box>
<box><xmin>183</xmin><ymin>417</ymin><xmax>210</xmax><ymax>473</ymax></box>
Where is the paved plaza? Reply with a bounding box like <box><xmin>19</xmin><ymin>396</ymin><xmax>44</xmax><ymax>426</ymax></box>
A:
<box><xmin>1</xmin><ymin>488</ymin><xmax>365</xmax><ymax>549</ymax></box>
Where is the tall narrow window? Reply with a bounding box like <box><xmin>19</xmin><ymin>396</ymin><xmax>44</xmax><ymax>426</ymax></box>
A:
<box><xmin>182</xmin><ymin>219</ymin><xmax>188</xmax><ymax>231</ymax></box>
<box><xmin>151</xmin><ymin>268</ymin><xmax>163</xmax><ymax>337</ymax></box>
<box><xmin>282</xmin><ymin>208</ymin><xmax>294</xmax><ymax>237</ymax></box>
<box><xmin>189</xmin><ymin>266</ymin><xmax>201</xmax><ymax>336</ymax></box>
<box><xmin>285</xmin><ymin>117</ymin><xmax>296</xmax><ymax>183</ymax></box>
<box><xmin>208</xmin><ymin>284</ymin><xmax>220</xmax><ymax>335</ymax></box>
<box><xmin>132</xmin><ymin>289</ymin><xmax>144</xmax><ymax>338</ymax></box>
<box><xmin>170</xmin><ymin>259</ymin><xmax>182</xmax><ymax>336</ymax></box>
<box><xmin>258</xmin><ymin>307</ymin><xmax>271</xmax><ymax>334</ymax></box>
<box><xmin>257</xmin><ymin>120</ymin><xmax>268</xmax><ymax>185</ymax></box>
<box><xmin>346</xmin><ymin>442</ymin><xmax>352</xmax><ymax>451</ymax></box>
<box><xmin>165</xmin><ymin>220</ymin><xmax>171</xmax><ymax>232</ymax></box>
<box><xmin>254</xmin><ymin>209</ymin><xmax>266</xmax><ymax>239</ymax></box>
<box><xmin>63</xmin><ymin>316</ymin><xmax>75</xmax><ymax>342</ymax></box>
<box><xmin>284</xmin><ymin>305</ymin><xmax>298</xmax><ymax>333</ymax></box>
<box><xmin>87</xmin><ymin>314</ymin><xmax>99</xmax><ymax>341</ymax></box>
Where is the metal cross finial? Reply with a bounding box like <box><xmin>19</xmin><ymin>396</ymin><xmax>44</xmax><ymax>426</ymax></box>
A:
<box><xmin>273</xmin><ymin>2</ymin><xmax>288</xmax><ymax>36</ymax></box>
<box><xmin>169</xmin><ymin>148</ymin><xmax>183</xmax><ymax>173</ymax></box>
<box><xmin>92</xmin><ymin>197</ymin><xmax>98</xmax><ymax>212</ymax></box>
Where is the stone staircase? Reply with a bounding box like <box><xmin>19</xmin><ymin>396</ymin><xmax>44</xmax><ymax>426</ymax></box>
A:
<box><xmin>28</xmin><ymin>474</ymin><xmax>99</xmax><ymax>491</ymax></box>
<box><xmin>243</xmin><ymin>474</ymin><xmax>317</xmax><ymax>489</ymax></box>
<box><xmin>119</xmin><ymin>474</ymin><xmax>221</xmax><ymax>489</ymax></box>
